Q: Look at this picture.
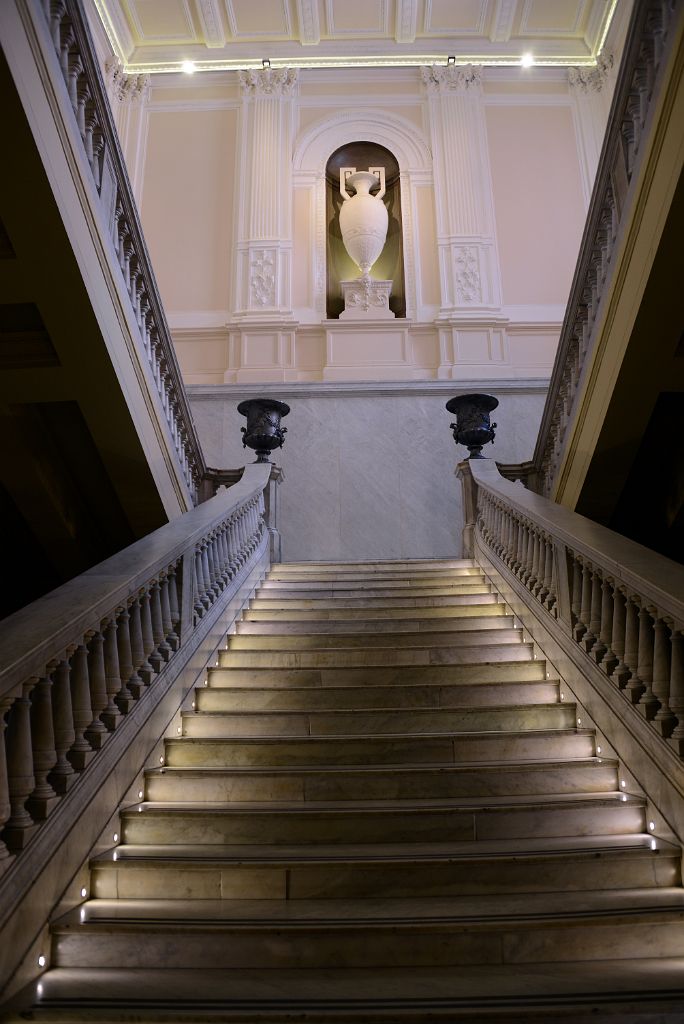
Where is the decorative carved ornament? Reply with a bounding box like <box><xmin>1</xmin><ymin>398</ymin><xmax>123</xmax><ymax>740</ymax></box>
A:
<box><xmin>421</xmin><ymin>64</ymin><xmax>482</xmax><ymax>94</ymax></box>
<box><xmin>454</xmin><ymin>246</ymin><xmax>483</xmax><ymax>304</ymax></box>
<box><xmin>568</xmin><ymin>53</ymin><xmax>614</xmax><ymax>93</ymax></box>
<box><xmin>239</xmin><ymin>68</ymin><xmax>298</xmax><ymax>97</ymax></box>
<box><xmin>104</xmin><ymin>56</ymin><xmax>150</xmax><ymax>103</ymax></box>
<box><xmin>250</xmin><ymin>251</ymin><xmax>276</xmax><ymax>306</ymax></box>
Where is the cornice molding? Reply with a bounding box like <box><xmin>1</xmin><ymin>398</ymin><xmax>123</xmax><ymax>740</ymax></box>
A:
<box><xmin>187</xmin><ymin>379</ymin><xmax>550</xmax><ymax>401</ymax></box>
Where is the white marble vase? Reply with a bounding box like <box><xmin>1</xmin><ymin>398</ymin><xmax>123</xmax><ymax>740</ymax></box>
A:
<box><xmin>339</xmin><ymin>167</ymin><xmax>388</xmax><ymax>278</ymax></box>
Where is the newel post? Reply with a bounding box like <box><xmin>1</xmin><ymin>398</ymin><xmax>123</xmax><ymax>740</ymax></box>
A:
<box><xmin>456</xmin><ymin>460</ymin><xmax>478</xmax><ymax>559</ymax></box>
<box><xmin>264</xmin><ymin>466</ymin><xmax>284</xmax><ymax>563</ymax></box>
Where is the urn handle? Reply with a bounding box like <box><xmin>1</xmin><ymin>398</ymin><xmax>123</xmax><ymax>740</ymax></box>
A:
<box><xmin>339</xmin><ymin>167</ymin><xmax>356</xmax><ymax>202</ymax></box>
<box><xmin>368</xmin><ymin>166</ymin><xmax>386</xmax><ymax>200</ymax></box>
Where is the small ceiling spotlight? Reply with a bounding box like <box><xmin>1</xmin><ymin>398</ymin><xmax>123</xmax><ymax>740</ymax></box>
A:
<box><xmin>521</xmin><ymin>52</ymin><xmax>534</xmax><ymax>68</ymax></box>
<box><xmin>262</xmin><ymin>58</ymin><xmax>271</xmax><ymax>68</ymax></box>
<box><xmin>181</xmin><ymin>60</ymin><xmax>196</xmax><ymax>74</ymax></box>
<box><xmin>447</xmin><ymin>55</ymin><xmax>456</xmax><ymax>65</ymax></box>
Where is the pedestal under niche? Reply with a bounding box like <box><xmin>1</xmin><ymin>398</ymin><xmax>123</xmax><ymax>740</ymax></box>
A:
<box><xmin>323</xmin><ymin>321</ymin><xmax>413</xmax><ymax>381</ymax></box>
<box><xmin>339</xmin><ymin>279</ymin><xmax>395</xmax><ymax>320</ymax></box>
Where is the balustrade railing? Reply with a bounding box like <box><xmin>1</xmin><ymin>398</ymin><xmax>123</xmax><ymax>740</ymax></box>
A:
<box><xmin>34</xmin><ymin>0</ymin><xmax>205</xmax><ymax>499</ymax></box>
<box><xmin>0</xmin><ymin>464</ymin><xmax>271</xmax><ymax>871</ymax></box>
<box><xmin>532</xmin><ymin>0</ymin><xmax>681</xmax><ymax>495</ymax></box>
<box><xmin>460</xmin><ymin>459</ymin><xmax>684</xmax><ymax>760</ymax></box>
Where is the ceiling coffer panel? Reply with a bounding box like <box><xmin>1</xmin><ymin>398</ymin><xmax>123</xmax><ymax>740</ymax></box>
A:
<box><xmin>124</xmin><ymin>0</ymin><xmax>198</xmax><ymax>42</ymax></box>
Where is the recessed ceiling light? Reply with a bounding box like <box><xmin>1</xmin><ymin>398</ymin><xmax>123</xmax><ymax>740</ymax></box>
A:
<box><xmin>181</xmin><ymin>61</ymin><xmax>196</xmax><ymax>75</ymax></box>
<box><xmin>521</xmin><ymin>53</ymin><xmax>534</xmax><ymax>68</ymax></box>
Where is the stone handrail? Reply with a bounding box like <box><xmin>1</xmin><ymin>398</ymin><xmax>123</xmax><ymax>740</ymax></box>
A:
<box><xmin>532</xmin><ymin>0</ymin><xmax>681</xmax><ymax>495</ymax></box>
<box><xmin>459</xmin><ymin>459</ymin><xmax>684</xmax><ymax>767</ymax></box>
<box><xmin>35</xmin><ymin>0</ymin><xmax>205</xmax><ymax>499</ymax></box>
<box><xmin>0</xmin><ymin>462</ymin><xmax>270</xmax><ymax>874</ymax></box>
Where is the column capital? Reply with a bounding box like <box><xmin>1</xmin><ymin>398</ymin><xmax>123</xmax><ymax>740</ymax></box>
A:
<box><xmin>421</xmin><ymin>64</ymin><xmax>482</xmax><ymax>95</ymax></box>
<box><xmin>239</xmin><ymin>67</ymin><xmax>298</xmax><ymax>98</ymax></box>
<box><xmin>568</xmin><ymin>53</ymin><xmax>614</xmax><ymax>93</ymax></box>
<box><xmin>105</xmin><ymin>56</ymin><xmax>150</xmax><ymax>104</ymax></box>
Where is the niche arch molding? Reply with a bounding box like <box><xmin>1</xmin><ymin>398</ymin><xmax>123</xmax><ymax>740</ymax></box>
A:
<box><xmin>293</xmin><ymin>111</ymin><xmax>433</xmax><ymax>321</ymax></box>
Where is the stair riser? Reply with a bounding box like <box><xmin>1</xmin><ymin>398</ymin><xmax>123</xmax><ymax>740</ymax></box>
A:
<box><xmin>270</xmin><ymin>560</ymin><xmax>477</xmax><ymax>571</ymax></box>
<box><xmin>164</xmin><ymin>732</ymin><xmax>594</xmax><ymax>768</ymax></box>
<box><xmin>255</xmin><ymin>587</ymin><xmax>492</xmax><ymax>599</ymax></box>
<box><xmin>236</xmin><ymin>614</ymin><xmax>511</xmax><ymax>634</ymax></box>
<box><xmin>52</xmin><ymin>919</ymin><xmax>684</xmax><ymax>971</ymax></box>
<box><xmin>180</xmin><ymin>706</ymin><xmax>576</xmax><ymax>738</ymax></box>
<box><xmin>261</xmin><ymin>577</ymin><xmax>485</xmax><ymax>590</ymax></box>
<box><xmin>145</xmin><ymin>763</ymin><xmax>619</xmax><ymax>803</ymax></box>
<box><xmin>195</xmin><ymin>681</ymin><xmax>560</xmax><ymax>712</ymax></box>
<box><xmin>228</xmin><ymin>626</ymin><xmax>520</xmax><ymax>649</ymax></box>
<box><xmin>266</xmin><ymin>571</ymin><xmax>484</xmax><ymax>583</ymax></box>
<box><xmin>219</xmin><ymin>643</ymin><xmax>534</xmax><ymax>669</ymax></box>
<box><xmin>244</xmin><ymin>604</ymin><xmax>503</xmax><ymax>622</ymax></box>
<box><xmin>91</xmin><ymin>852</ymin><xmax>679</xmax><ymax>901</ymax></box>
<box><xmin>121</xmin><ymin>804</ymin><xmax>644</xmax><ymax>846</ymax></box>
<box><xmin>207</xmin><ymin>662</ymin><xmax>548</xmax><ymax>687</ymax></box>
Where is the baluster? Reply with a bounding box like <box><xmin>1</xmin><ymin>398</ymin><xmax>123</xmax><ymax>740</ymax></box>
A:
<box><xmin>127</xmin><ymin>598</ymin><xmax>146</xmax><ymax>698</ymax></box>
<box><xmin>227</xmin><ymin>516</ymin><xmax>239</xmax><ymax>576</ymax></box>
<box><xmin>138</xmin><ymin>589</ymin><xmax>158</xmax><ymax>683</ymax></box>
<box><xmin>594</xmin><ymin>578</ymin><xmax>613</xmax><ymax>666</ymax></box>
<box><xmin>101</xmin><ymin>618</ymin><xmax>123</xmax><ymax>729</ymax></box>
<box><xmin>194</xmin><ymin>546</ymin><xmax>206</xmax><ymax>617</ymax></box>
<box><xmin>150</xmin><ymin>581</ymin><xmax>172</xmax><ymax>662</ymax></box>
<box><xmin>583</xmin><ymin>568</ymin><xmax>602</xmax><ymax>653</ymax></box>
<box><xmin>85</xmin><ymin>630</ymin><xmax>108</xmax><ymax>749</ymax></box>
<box><xmin>570</xmin><ymin>553</ymin><xmax>582</xmax><ymax>632</ymax></box>
<box><xmin>4</xmin><ymin>684</ymin><xmax>38</xmax><ymax>850</ymax></box>
<box><xmin>216</xmin><ymin>527</ymin><xmax>230</xmax><ymax>584</ymax></box>
<box><xmin>653</xmin><ymin>617</ymin><xmax>675</xmax><ymax>735</ymax></box>
<box><xmin>205</xmin><ymin>536</ymin><xmax>220</xmax><ymax>597</ymax></box>
<box><xmin>634</xmin><ymin>605</ymin><xmax>657</xmax><ymax>715</ymax></box>
<box><xmin>0</xmin><ymin>699</ymin><xmax>12</xmax><ymax>870</ymax></box>
<box><xmin>668</xmin><ymin>630</ymin><xmax>684</xmax><ymax>756</ymax></box>
<box><xmin>608</xmin><ymin>586</ymin><xmax>626</xmax><ymax>680</ymax></box>
<box><xmin>621</xmin><ymin>594</ymin><xmax>641</xmax><ymax>694</ymax></box>
<box><xmin>27</xmin><ymin>675</ymin><xmax>58</xmax><ymax>820</ymax></box>
<box><xmin>48</xmin><ymin>657</ymin><xmax>76</xmax><ymax>793</ymax></box>
<box><xmin>159</xmin><ymin>575</ymin><xmax>177</xmax><ymax>653</ymax></box>
<box><xmin>517</xmin><ymin>522</ymin><xmax>529</xmax><ymax>581</ymax></box>
<box><xmin>68</xmin><ymin>642</ymin><xmax>95</xmax><ymax>770</ymax></box>
<box><xmin>235</xmin><ymin>510</ymin><xmax>247</xmax><ymax>567</ymax></box>
<box><xmin>115</xmin><ymin>607</ymin><xmax>136</xmax><ymax>712</ymax></box>
<box><xmin>575</xmin><ymin>559</ymin><xmax>592</xmax><ymax>642</ymax></box>
<box><xmin>167</xmin><ymin>565</ymin><xmax>181</xmax><ymax>637</ymax></box>
<box><xmin>200</xmin><ymin>541</ymin><xmax>213</xmax><ymax>607</ymax></box>
<box><xmin>543</xmin><ymin>537</ymin><xmax>555</xmax><ymax>611</ymax></box>
<box><xmin>528</xmin><ymin>529</ymin><xmax>540</xmax><ymax>593</ymax></box>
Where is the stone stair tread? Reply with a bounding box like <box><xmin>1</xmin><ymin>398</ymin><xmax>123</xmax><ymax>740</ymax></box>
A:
<box><xmin>218</xmin><ymin>642</ymin><xmax>535</xmax><ymax>667</ymax></box>
<box><xmin>21</xmin><ymin>961</ymin><xmax>684</xmax><ymax>1020</ymax></box>
<box><xmin>126</xmin><ymin>793</ymin><xmax>642</xmax><ymax>814</ymax></box>
<box><xmin>227</xmin><ymin>626</ymin><xmax>521</xmax><ymax>647</ymax></box>
<box><xmin>183</xmin><ymin>701</ymin><xmax>567</xmax><ymax>717</ymax></box>
<box><xmin>250</xmin><ymin>595</ymin><xmax>499</xmax><ymax>608</ymax></box>
<box><xmin>169</xmin><ymin>726</ymin><xmax>585</xmax><ymax>742</ymax></box>
<box><xmin>92</xmin><ymin>833</ymin><xmax>670</xmax><ymax>863</ymax></box>
<box><xmin>55</xmin><ymin>888</ymin><xmax>684</xmax><ymax>926</ymax></box>
<box><xmin>148</xmin><ymin>756</ymin><xmax>611</xmax><ymax>776</ymax></box>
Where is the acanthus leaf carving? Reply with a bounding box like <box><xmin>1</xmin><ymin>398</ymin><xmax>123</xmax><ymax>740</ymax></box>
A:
<box><xmin>421</xmin><ymin>64</ymin><xmax>482</xmax><ymax>94</ymax></box>
<box><xmin>239</xmin><ymin>68</ymin><xmax>298</xmax><ymax>98</ymax></box>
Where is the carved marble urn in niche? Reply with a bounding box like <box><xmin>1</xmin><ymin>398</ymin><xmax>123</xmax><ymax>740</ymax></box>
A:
<box><xmin>238</xmin><ymin>399</ymin><xmax>290</xmax><ymax>463</ymax></box>
<box><xmin>338</xmin><ymin>166</ymin><xmax>394</xmax><ymax>320</ymax></box>
<box><xmin>446</xmin><ymin>394</ymin><xmax>498</xmax><ymax>459</ymax></box>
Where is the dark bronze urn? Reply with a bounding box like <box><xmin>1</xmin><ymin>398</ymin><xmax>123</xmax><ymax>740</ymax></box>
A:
<box><xmin>237</xmin><ymin>398</ymin><xmax>290</xmax><ymax>463</ymax></box>
<box><xmin>446</xmin><ymin>393</ymin><xmax>498</xmax><ymax>459</ymax></box>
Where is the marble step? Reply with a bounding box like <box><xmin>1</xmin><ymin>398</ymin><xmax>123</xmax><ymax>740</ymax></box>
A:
<box><xmin>52</xmin><ymin>888</ymin><xmax>684</xmax><ymax>971</ymax></box>
<box><xmin>218</xmin><ymin>641</ymin><xmax>534</xmax><ymax>669</ymax></box>
<box><xmin>271</xmin><ymin>558</ymin><xmax>479</xmax><ymax>572</ymax></box>
<box><xmin>208</xmin><ymin>660</ymin><xmax>550</xmax><ymax>689</ymax></box>
<box><xmin>180</xmin><ymin>704</ymin><xmax>576</xmax><ymax>738</ymax></box>
<box><xmin>162</xmin><ymin>729</ymin><xmax>596</xmax><ymax>768</ymax></box>
<box><xmin>89</xmin><ymin>835</ymin><xmax>680</xmax><ymax>901</ymax></box>
<box><xmin>120</xmin><ymin>794</ymin><xmax>645</xmax><ymax>846</ymax></box>
<box><xmin>244</xmin><ymin>601</ymin><xmax>504</xmax><ymax>621</ymax></box>
<box><xmin>196</xmin><ymin>678</ymin><xmax>560</xmax><ymax>712</ymax></box>
<box><xmin>250</xmin><ymin>593</ymin><xmax>499</xmax><ymax>610</ymax></box>
<box><xmin>145</xmin><ymin>759</ymin><xmax>619</xmax><ymax>803</ymax></box>
<box><xmin>229</xmin><ymin>621</ymin><xmax>518</xmax><ymax>645</ymax></box>
<box><xmin>256</xmin><ymin>584</ymin><xmax>492</xmax><ymax>599</ymax></box>
<box><xmin>265</xmin><ymin>570</ymin><xmax>485</xmax><ymax>584</ymax></box>
<box><xmin>21</xmin><ymin>960</ymin><xmax>684</xmax><ymax>1022</ymax></box>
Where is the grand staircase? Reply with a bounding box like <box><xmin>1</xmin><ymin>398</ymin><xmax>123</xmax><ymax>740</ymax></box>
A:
<box><xmin>22</xmin><ymin>561</ymin><xmax>684</xmax><ymax>1020</ymax></box>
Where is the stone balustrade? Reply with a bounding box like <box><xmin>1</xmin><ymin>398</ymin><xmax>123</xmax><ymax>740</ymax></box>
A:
<box><xmin>459</xmin><ymin>459</ymin><xmax>684</xmax><ymax>762</ymax></box>
<box><xmin>532</xmin><ymin>0</ymin><xmax>680</xmax><ymax>495</ymax></box>
<box><xmin>0</xmin><ymin>464</ymin><xmax>271</xmax><ymax>873</ymax></box>
<box><xmin>37</xmin><ymin>0</ymin><xmax>205</xmax><ymax>499</ymax></box>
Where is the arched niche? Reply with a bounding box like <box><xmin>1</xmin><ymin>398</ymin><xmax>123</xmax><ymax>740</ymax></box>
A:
<box><xmin>326</xmin><ymin>142</ymin><xmax>405</xmax><ymax>319</ymax></box>
<box><xmin>293</xmin><ymin>111</ymin><xmax>432</xmax><ymax>322</ymax></box>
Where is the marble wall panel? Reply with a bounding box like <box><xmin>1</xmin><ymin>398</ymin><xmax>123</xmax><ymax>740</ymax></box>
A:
<box><xmin>190</xmin><ymin>388</ymin><xmax>546</xmax><ymax>562</ymax></box>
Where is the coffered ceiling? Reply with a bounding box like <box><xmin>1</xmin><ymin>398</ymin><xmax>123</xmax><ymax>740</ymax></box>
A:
<box><xmin>93</xmin><ymin>0</ymin><xmax>618</xmax><ymax>72</ymax></box>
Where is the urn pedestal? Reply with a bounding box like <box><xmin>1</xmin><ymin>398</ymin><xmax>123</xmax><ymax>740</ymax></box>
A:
<box><xmin>237</xmin><ymin>398</ymin><xmax>290</xmax><ymax>463</ymax></box>
<box><xmin>446</xmin><ymin>393</ymin><xmax>498</xmax><ymax>459</ymax></box>
<box><xmin>339</xmin><ymin>278</ymin><xmax>395</xmax><ymax>320</ymax></box>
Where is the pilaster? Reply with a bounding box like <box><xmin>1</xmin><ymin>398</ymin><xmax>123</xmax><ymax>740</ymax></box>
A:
<box><xmin>233</xmin><ymin>68</ymin><xmax>298</xmax><ymax>323</ymax></box>
<box><xmin>104</xmin><ymin>57</ymin><xmax>149</xmax><ymax>207</ymax></box>
<box><xmin>421</xmin><ymin>65</ymin><xmax>503</xmax><ymax>322</ymax></box>
<box><xmin>569</xmin><ymin>54</ymin><xmax>616</xmax><ymax>205</ymax></box>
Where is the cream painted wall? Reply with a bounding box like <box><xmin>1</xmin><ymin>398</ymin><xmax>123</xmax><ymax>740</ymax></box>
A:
<box><xmin>485</xmin><ymin>104</ymin><xmax>586</xmax><ymax>306</ymax></box>
<box><xmin>141</xmin><ymin>107</ymin><xmax>238</xmax><ymax>316</ymax></box>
